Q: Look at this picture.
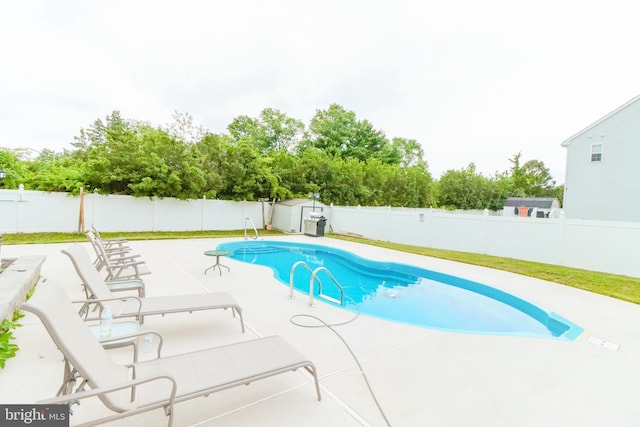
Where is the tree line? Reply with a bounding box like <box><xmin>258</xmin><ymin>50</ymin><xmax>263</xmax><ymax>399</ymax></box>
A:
<box><xmin>0</xmin><ymin>105</ymin><xmax>562</xmax><ymax>209</ymax></box>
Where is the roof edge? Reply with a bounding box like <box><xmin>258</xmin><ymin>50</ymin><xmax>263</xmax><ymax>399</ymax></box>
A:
<box><xmin>560</xmin><ymin>94</ymin><xmax>640</xmax><ymax>147</ymax></box>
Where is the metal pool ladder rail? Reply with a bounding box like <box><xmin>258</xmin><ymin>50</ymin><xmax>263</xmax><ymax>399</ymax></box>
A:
<box><xmin>288</xmin><ymin>261</ymin><xmax>345</xmax><ymax>307</ymax></box>
<box><xmin>244</xmin><ymin>217</ymin><xmax>258</xmax><ymax>240</ymax></box>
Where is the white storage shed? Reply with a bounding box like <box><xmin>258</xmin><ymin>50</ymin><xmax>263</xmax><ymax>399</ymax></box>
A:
<box><xmin>271</xmin><ymin>198</ymin><xmax>329</xmax><ymax>233</ymax></box>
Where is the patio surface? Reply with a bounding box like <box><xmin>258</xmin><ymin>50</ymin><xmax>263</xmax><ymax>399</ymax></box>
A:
<box><xmin>1</xmin><ymin>235</ymin><xmax>640</xmax><ymax>426</ymax></box>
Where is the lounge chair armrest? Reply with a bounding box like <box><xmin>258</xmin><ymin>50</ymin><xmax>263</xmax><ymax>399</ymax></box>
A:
<box><xmin>109</xmin><ymin>261</ymin><xmax>151</xmax><ymax>281</ymax></box>
<box><xmin>103</xmin><ymin>246</ymin><xmax>131</xmax><ymax>254</ymax></box>
<box><xmin>37</xmin><ymin>373</ymin><xmax>177</xmax><ymax>420</ymax></box>
<box><xmin>72</xmin><ymin>295</ymin><xmax>143</xmax><ymax>306</ymax></box>
<box><xmin>110</xmin><ymin>260</ymin><xmax>148</xmax><ymax>271</ymax></box>
<box><xmin>102</xmin><ymin>236</ymin><xmax>128</xmax><ymax>243</ymax></box>
<box><xmin>38</xmin><ymin>373</ymin><xmax>176</xmax><ymax>403</ymax></box>
<box><xmin>109</xmin><ymin>255</ymin><xmax>144</xmax><ymax>264</ymax></box>
<box><xmin>101</xmin><ymin>330</ymin><xmax>164</xmax><ymax>358</ymax></box>
<box><xmin>73</xmin><ymin>296</ymin><xmax>143</xmax><ymax>319</ymax></box>
<box><xmin>103</xmin><ymin>250</ymin><xmax>133</xmax><ymax>259</ymax></box>
<box><xmin>104</xmin><ymin>241</ymin><xmax>128</xmax><ymax>247</ymax></box>
<box><xmin>103</xmin><ymin>241</ymin><xmax>130</xmax><ymax>250</ymax></box>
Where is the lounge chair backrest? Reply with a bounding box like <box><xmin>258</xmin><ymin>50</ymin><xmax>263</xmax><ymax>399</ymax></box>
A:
<box><xmin>85</xmin><ymin>229</ymin><xmax>102</xmax><ymax>256</ymax></box>
<box><xmin>62</xmin><ymin>244</ymin><xmax>120</xmax><ymax>304</ymax></box>
<box><xmin>22</xmin><ymin>281</ymin><xmax>133</xmax><ymax>411</ymax></box>
<box><xmin>91</xmin><ymin>226</ymin><xmax>105</xmax><ymax>241</ymax></box>
<box><xmin>85</xmin><ymin>232</ymin><xmax>146</xmax><ymax>281</ymax></box>
<box><xmin>85</xmin><ymin>230</ymin><xmax>115</xmax><ymax>270</ymax></box>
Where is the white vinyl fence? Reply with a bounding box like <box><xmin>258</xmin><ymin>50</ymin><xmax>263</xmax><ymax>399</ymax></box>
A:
<box><xmin>1</xmin><ymin>190</ymin><xmax>638</xmax><ymax>278</ymax></box>
<box><xmin>0</xmin><ymin>189</ymin><xmax>265</xmax><ymax>233</ymax></box>
<box><xmin>327</xmin><ymin>205</ymin><xmax>640</xmax><ymax>278</ymax></box>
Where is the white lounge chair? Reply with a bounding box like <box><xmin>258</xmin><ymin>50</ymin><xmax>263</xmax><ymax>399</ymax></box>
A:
<box><xmin>62</xmin><ymin>244</ymin><xmax>245</xmax><ymax>332</ymax></box>
<box><xmin>91</xmin><ymin>226</ymin><xmax>130</xmax><ymax>251</ymax></box>
<box><xmin>86</xmin><ymin>229</ymin><xmax>132</xmax><ymax>259</ymax></box>
<box><xmin>86</xmin><ymin>230</ymin><xmax>151</xmax><ymax>280</ymax></box>
<box><xmin>23</xmin><ymin>281</ymin><xmax>321</xmax><ymax>426</ymax></box>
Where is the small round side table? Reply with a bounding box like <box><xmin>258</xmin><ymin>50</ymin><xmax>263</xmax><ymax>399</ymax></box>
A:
<box><xmin>204</xmin><ymin>250</ymin><xmax>231</xmax><ymax>275</ymax></box>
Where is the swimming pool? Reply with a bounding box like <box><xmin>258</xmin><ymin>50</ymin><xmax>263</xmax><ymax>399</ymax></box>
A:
<box><xmin>217</xmin><ymin>240</ymin><xmax>583</xmax><ymax>340</ymax></box>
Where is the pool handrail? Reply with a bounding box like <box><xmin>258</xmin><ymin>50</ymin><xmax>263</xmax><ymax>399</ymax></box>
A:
<box><xmin>289</xmin><ymin>261</ymin><xmax>314</xmax><ymax>300</ymax></box>
<box><xmin>244</xmin><ymin>218</ymin><xmax>258</xmax><ymax>240</ymax></box>
<box><xmin>311</xmin><ymin>267</ymin><xmax>345</xmax><ymax>307</ymax></box>
<box><xmin>289</xmin><ymin>261</ymin><xmax>345</xmax><ymax>307</ymax></box>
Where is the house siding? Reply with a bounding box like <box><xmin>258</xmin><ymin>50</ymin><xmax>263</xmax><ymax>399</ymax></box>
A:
<box><xmin>563</xmin><ymin>97</ymin><xmax>640</xmax><ymax>221</ymax></box>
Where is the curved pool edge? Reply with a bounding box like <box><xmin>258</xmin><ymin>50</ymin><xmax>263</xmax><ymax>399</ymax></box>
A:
<box><xmin>218</xmin><ymin>240</ymin><xmax>584</xmax><ymax>341</ymax></box>
<box><xmin>548</xmin><ymin>312</ymin><xmax>584</xmax><ymax>341</ymax></box>
<box><xmin>410</xmin><ymin>266</ymin><xmax>584</xmax><ymax>341</ymax></box>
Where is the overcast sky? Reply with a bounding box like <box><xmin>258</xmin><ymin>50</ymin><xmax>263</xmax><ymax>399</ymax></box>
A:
<box><xmin>1</xmin><ymin>1</ymin><xmax>639</xmax><ymax>184</ymax></box>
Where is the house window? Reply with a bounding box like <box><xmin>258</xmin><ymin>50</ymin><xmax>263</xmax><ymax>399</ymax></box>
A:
<box><xmin>590</xmin><ymin>143</ymin><xmax>603</xmax><ymax>162</ymax></box>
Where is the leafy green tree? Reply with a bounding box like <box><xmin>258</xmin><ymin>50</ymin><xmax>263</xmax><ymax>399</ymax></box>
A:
<box><xmin>350</xmin><ymin>119</ymin><xmax>396</xmax><ymax>163</ymax></box>
<box><xmin>300</xmin><ymin>104</ymin><xmax>354</xmax><ymax>157</ymax></box>
<box><xmin>21</xmin><ymin>152</ymin><xmax>86</xmax><ymax>193</ymax></box>
<box><xmin>228</xmin><ymin>108</ymin><xmax>305</xmax><ymax>152</ymax></box>
<box><xmin>483</xmin><ymin>172</ymin><xmax>512</xmax><ymax>211</ymax></box>
<box><xmin>7</xmin><ymin>106</ymin><xmax>441</xmax><ymax>208</ymax></box>
<box><xmin>388</xmin><ymin>165</ymin><xmax>436</xmax><ymax>207</ymax></box>
<box><xmin>259</xmin><ymin>108</ymin><xmax>305</xmax><ymax>152</ymax></box>
<box><xmin>72</xmin><ymin>111</ymin><xmax>122</xmax><ymax>155</ymax></box>
<box><xmin>302</xmin><ymin>104</ymin><xmax>399</xmax><ymax>164</ymax></box>
<box><xmin>0</xmin><ymin>149</ymin><xmax>26</xmax><ymax>189</ymax></box>
<box><xmin>77</xmin><ymin>114</ymin><xmax>208</xmax><ymax>199</ymax></box>
<box><xmin>126</xmin><ymin>125</ymin><xmax>207</xmax><ymax>199</ymax></box>
<box><xmin>82</xmin><ymin>116</ymin><xmax>142</xmax><ymax>194</ymax></box>
<box><xmin>287</xmin><ymin>148</ymin><xmax>336</xmax><ymax>200</ymax></box>
<box><xmin>266</xmin><ymin>149</ymin><xmax>301</xmax><ymax>200</ymax></box>
<box><xmin>391</xmin><ymin>137</ymin><xmax>427</xmax><ymax>169</ymax></box>
<box><xmin>326</xmin><ymin>157</ymin><xmax>369</xmax><ymax>205</ymax></box>
<box><xmin>227</xmin><ymin>115</ymin><xmax>263</xmax><ymax>146</ymax></box>
<box><xmin>0</xmin><ymin>148</ymin><xmax>85</xmax><ymax>193</ymax></box>
<box><xmin>551</xmin><ymin>184</ymin><xmax>564</xmax><ymax>206</ymax></box>
<box><xmin>216</xmin><ymin>141</ymin><xmax>279</xmax><ymax>200</ymax></box>
<box><xmin>509</xmin><ymin>152</ymin><xmax>555</xmax><ymax>197</ymax></box>
<box><xmin>192</xmin><ymin>133</ymin><xmax>231</xmax><ymax>198</ymax></box>
<box><xmin>437</xmin><ymin>163</ymin><xmax>493</xmax><ymax>210</ymax></box>
<box><xmin>355</xmin><ymin>159</ymin><xmax>435</xmax><ymax>207</ymax></box>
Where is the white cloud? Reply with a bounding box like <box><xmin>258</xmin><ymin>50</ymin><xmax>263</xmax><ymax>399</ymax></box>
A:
<box><xmin>2</xmin><ymin>0</ymin><xmax>640</xmax><ymax>183</ymax></box>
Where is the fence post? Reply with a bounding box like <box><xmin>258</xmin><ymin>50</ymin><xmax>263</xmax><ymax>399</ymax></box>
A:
<box><xmin>78</xmin><ymin>187</ymin><xmax>85</xmax><ymax>233</ymax></box>
<box><xmin>201</xmin><ymin>195</ymin><xmax>205</xmax><ymax>231</ymax></box>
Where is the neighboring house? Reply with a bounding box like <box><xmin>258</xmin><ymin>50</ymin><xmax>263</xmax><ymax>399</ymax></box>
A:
<box><xmin>502</xmin><ymin>197</ymin><xmax>560</xmax><ymax>218</ymax></box>
<box><xmin>561</xmin><ymin>95</ymin><xmax>640</xmax><ymax>222</ymax></box>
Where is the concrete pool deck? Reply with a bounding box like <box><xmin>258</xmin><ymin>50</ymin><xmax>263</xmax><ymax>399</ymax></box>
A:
<box><xmin>1</xmin><ymin>236</ymin><xmax>640</xmax><ymax>426</ymax></box>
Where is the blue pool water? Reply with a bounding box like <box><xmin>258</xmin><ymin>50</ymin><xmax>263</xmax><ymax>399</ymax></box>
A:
<box><xmin>217</xmin><ymin>240</ymin><xmax>583</xmax><ymax>340</ymax></box>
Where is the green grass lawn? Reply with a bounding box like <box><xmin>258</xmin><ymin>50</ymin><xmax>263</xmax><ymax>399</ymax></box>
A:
<box><xmin>0</xmin><ymin>229</ymin><xmax>286</xmax><ymax>244</ymax></box>
<box><xmin>3</xmin><ymin>230</ymin><xmax>639</xmax><ymax>305</ymax></box>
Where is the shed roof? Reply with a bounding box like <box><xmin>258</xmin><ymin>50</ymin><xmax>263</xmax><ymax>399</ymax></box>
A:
<box><xmin>560</xmin><ymin>94</ymin><xmax>640</xmax><ymax>147</ymax></box>
<box><xmin>503</xmin><ymin>197</ymin><xmax>558</xmax><ymax>209</ymax></box>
